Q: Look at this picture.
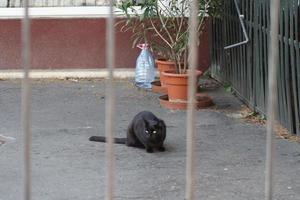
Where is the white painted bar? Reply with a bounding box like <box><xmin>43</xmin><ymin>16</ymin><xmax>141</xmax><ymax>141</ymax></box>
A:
<box><xmin>185</xmin><ymin>0</ymin><xmax>199</xmax><ymax>199</ymax></box>
<box><xmin>265</xmin><ymin>0</ymin><xmax>280</xmax><ymax>200</ymax></box>
<box><xmin>105</xmin><ymin>0</ymin><xmax>115</xmax><ymax>200</ymax></box>
<box><xmin>21</xmin><ymin>0</ymin><xmax>32</xmax><ymax>200</ymax></box>
<box><xmin>0</xmin><ymin>69</ymin><xmax>136</xmax><ymax>79</ymax></box>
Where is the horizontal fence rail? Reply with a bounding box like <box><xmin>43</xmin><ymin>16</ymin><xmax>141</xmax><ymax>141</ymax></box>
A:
<box><xmin>212</xmin><ymin>0</ymin><xmax>300</xmax><ymax>136</ymax></box>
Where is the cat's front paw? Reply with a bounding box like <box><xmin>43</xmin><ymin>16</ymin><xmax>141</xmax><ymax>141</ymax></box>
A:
<box><xmin>158</xmin><ymin>146</ymin><xmax>165</xmax><ymax>152</ymax></box>
<box><xmin>146</xmin><ymin>147</ymin><xmax>154</xmax><ymax>153</ymax></box>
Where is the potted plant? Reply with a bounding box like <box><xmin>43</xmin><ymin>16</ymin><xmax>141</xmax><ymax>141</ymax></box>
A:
<box><xmin>117</xmin><ymin>0</ymin><xmax>221</xmax><ymax>107</ymax></box>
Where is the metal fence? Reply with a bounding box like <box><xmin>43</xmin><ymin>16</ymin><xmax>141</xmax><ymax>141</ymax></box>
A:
<box><xmin>211</xmin><ymin>0</ymin><xmax>300</xmax><ymax>136</ymax></box>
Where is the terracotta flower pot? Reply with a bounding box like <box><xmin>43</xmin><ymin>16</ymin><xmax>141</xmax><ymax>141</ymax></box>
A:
<box><xmin>162</xmin><ymin>70</ymin><xmax>203</xmax><ymax>102</ymax></box>
<box><xmin>155</xmin><ymin>59</ymin><xmax>176</xmax><ymax>87</ymax></box>
<box><xmin>159</xmin><ymin>94</ymin><xmax>213</xmax><ymax>110</ymax></box>
<box><xmin>151</xmin><ymin>80</ymin><xmax>168</xmax><ymax>94</ymax></box>
<box><xmin>156</xmin><ymin>59</ymin><xmax>176</xmax><ymax>72</ymax></box>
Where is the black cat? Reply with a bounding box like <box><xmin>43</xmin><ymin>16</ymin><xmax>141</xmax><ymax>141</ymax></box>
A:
<box><xmin>89</xmin><ymin>111</ymin><xmax>166</xmax><ymax>153</ymax></box>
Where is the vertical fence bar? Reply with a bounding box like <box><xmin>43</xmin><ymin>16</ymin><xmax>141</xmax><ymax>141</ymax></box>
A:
<box><xmin>253</xmin><ymin>0</ymin><xmax>259</xmax><ymax>111</ymax></box>
<box><xmin>265</xmin><ymin>0</ymin><xmax>280</xmax><ymax>200</ymax></box>
<box><xmin>278</xmin><ymin>4</ymin><xmax>287</xmax><ymax>129</ymax></box>
<box><xmin>185</xmin><ymin>0</ymin><xmax>198</xmax><ymax>199</ymax></box>
<box><xmin>246</xmin><ymin>0</ymin><xmax>251</xmax><ymax>101</ymax></box>
<box><xmin>257</xmin><ymin>1</ymin><xmax>264</xmax><ymax>111</ymax></box>
<box><xmin>105</xmin><ymin>0</ymin><xmax>115</xmax><ymax>200</ymax></box>
<box><xmin>21</xmin><ymin>0</ymin><xmax>32</xmax><ymax>199</ymax></box>
<box><xmin>283</xmin><ymin>1</ymin><xmax>293</xmax><ymax>133</ymax></box>
<box><xmin>295</xmin><ymin>0</ymin><xmax>300</xmax><ymax>137</ymax></box>
<box><xmin>289</xmin><ymin>0</ymin><xmax>300</xmax><ymax>136</ymax></box>
<box><xmin>263</xmin><ymin>0</ymin><xmax>269</xmax><ymax>111</ymax></box>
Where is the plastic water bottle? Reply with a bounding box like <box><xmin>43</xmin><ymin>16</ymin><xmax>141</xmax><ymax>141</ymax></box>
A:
<box><xmin>135</xmin><ymin>43</ymin><xmax>156</xmax><ymax>89</ymax></box>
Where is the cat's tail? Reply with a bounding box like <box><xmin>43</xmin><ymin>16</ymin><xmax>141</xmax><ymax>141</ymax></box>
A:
<box><xmin>89</xmin><ymin>136</ymin><xmax>126</xmax><ymax>144</ymax></box>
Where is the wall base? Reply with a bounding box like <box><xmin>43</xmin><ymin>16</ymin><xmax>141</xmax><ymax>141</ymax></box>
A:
<box><xmin>0</xmin><ymin>69</ymin><xmax>135</xmax><ymax>79</ymax></box>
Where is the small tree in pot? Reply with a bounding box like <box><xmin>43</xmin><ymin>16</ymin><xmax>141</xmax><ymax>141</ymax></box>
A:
<box><xmin>117</xmin><ymin>0</ymin><xmax>221</xmax><ymax>73</ymax></box>
<box><xmin>117</xmin><ymin>0</ymin><xmax>221</xmax><ymax>103</ymax></box>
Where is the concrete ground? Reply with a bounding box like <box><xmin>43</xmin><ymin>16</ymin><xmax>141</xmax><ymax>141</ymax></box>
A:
<box><xmin>0</xmin><ymin>78</ymin><xmax>299</xmax><ymax>200</ymax></box>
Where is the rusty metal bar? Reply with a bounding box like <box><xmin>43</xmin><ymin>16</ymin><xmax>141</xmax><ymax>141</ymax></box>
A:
<box><xmin>185</xmin><ymin>0</ymin><xmax>199</xmax><ymax>199</ymax></box>
<box><xmin>265</xmin><ymin>0</ymin><xmax>280</xmax><ymax>200</ymax></box>
<box><xmin>21</xmin><ymin>0</ymin><xmax>32</xmax><ymax>199</ymax></box>
<box><xmin>105</xmin><ymin>0</ymin><xmax>116</xmax><ymax>200</ymax></box>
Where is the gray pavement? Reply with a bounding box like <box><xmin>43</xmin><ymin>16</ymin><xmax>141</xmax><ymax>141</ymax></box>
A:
<box><xmin>0</xmin><ymin>78</ymin><xmax>299</xmax><ymax>200</ymax></box>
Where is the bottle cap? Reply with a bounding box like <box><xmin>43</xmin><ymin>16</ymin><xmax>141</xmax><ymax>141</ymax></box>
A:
<box><xmin>137</xmin><ymin>43</ymin><xmax>149</xmax><ymax>49</ymax></box>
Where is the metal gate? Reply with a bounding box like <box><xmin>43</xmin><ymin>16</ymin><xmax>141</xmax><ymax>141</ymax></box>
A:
<box><xmin>211</xmin><ymin>0</ymin><xmax>300</xmax><ymax>136</ymax></box>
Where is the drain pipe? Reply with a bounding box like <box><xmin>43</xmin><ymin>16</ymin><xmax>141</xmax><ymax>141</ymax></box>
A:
<box><xmin>224</xmin><ymin>0</ymin><xmax>249</xmax><ymax>49</ymax></box>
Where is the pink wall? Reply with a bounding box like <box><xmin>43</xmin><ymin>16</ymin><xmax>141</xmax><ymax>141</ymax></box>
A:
<box><xmin>0</xmin><ymin>18</ymin><xmax>211</xmax><ymax>70</ymax></box>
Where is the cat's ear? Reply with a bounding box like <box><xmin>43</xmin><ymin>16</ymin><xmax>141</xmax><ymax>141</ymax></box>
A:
<box><xmin>158</xmin><ymin>119</ymin><xmax>166</xmax><ymax>129</ymax></box>
<box><xmin>158</xmin><ymin>119</ymin><xmax>166</xmax><ymax>139</ymax></box>
<box><xmin>144</xmin><ymin>119</ymin><xmax>150</xmax><ymax>127</ymax></box>
<box><xmin>158</xmin><ymin>119</ymin><xmax>166</xmax><ymax>126</ymax></box>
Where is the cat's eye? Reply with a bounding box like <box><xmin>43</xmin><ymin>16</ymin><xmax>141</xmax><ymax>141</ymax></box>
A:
<box><xmin>145</xmin><ymin>130</ymin><xmax>149</xmax><ymax>134</ymax></box>
<box><xmin>153</xmin><ymin>131</ymin><xmax>157</xmax><ymax>134</ymax></box>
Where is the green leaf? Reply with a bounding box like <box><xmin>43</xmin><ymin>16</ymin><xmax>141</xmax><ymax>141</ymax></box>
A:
<box><xmin>224</xmin><ymin>84</ymin><xmax>232</xmax><ymax>93</ymax></box>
